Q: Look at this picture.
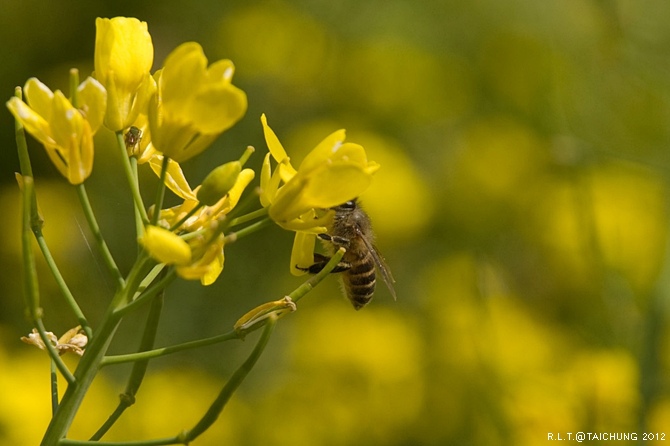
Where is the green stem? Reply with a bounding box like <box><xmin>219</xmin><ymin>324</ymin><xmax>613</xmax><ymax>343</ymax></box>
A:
<box><xmin>227</xmin><ymin>207</ymin><xmax>268</xmax><ymax>228</ymax></box>
<box><xmin>116</xmin><ymin>131</ymin><xmax>149</xmax><ymax>225</ymax></box>
<box><xmin>91</xmin><ymin>285</ymin><xmax>165</xmax><ymax>441</ymax></box>
<box><xmin>223</xmin><ymin>218</ymin><xmax>272</xmax><ymax>244</ymax></box>
<box><xmin>114</xmin><ymin>268</ymin><xmax>176</xmax><ymax>318</ymax></box>
<box><xmin>50</xmin><ymin>359</ymin><xmax>59</xmax><ymax>415</ymax></box>
<box><xmin>59</xmin><ymin>437</ymin><xmax>179</xmax><ymax>446</ymax></box>
<box><xmin>129</xmin><ymin>157</ymin><xmax>144</xmax><ymax>239</ymax></box>
<box><xmin>14</xmin><ymin>87</ymin><xmax>33</xmax><ymax>177</ymax></box>
<box><xmin>151</xmin><ymin>156</ymin><xmax>169</xmax><ymax>226</ymax></box>
<box><xmin>101</xmin><ymin>329</ymin><xmax>238</xmax><ymax>366</ymax></box>
<box><xmin>180</xmin><ymin>316</ymin><xmax>276</xmax><ymax>443</ymax></box>
<box><xmin>76</xmin><ymin>184</ymin><xmax>124</xmax><ymax>290</ymax></box>
<box><xmin>41</xmin><ymin>255</ymin><xmax>155</xmax><ymax>445</ymax></box>
<box><xmin>22</xmin><ymin>176</ymin><xmax>75</xmax><ymax>385</ymax></box>
<box><xmin>35</xmin><ymin>232</ymin><xmax>92</xmax><ymax>339</ymax></box>
<box><xmin>290</xmin><ymin>247</ymin><xmax>346</xmax><ymax>304</ymax></box>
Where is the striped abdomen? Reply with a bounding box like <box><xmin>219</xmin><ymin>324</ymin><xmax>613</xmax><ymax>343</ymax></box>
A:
<box><xmin>343</xmin><ymin>249</ymin><xmax>377</xmax><ymax>310</ymax></box>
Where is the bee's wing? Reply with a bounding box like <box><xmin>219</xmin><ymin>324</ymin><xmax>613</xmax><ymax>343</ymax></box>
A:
<box><xmin>357</xmin><ymin>229</ymin><xmax>397</xmax><ymax>301</ymax></box>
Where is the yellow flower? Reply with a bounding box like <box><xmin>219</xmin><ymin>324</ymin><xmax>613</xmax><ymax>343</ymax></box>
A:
<box><xmin>259</xmin><ymin>114</ymin><xmax>379</xmax><ymax>274</ymax></box>
<box><xmin>6</xmin><ymin>77</ymin><xmax>107</xmax><ymax>184</ymax></box>
<box><xmin>94</xmin><ymin>17</ymin><xmax>154</xmax><ymax>131</ymax></box>
<box><xmin>145</xmin><ymin>167</ymin><xmax>255</xmax><ymax>285</ymax></box>
<box><xmin>149</xmin><ymin>42</ymin><xmax>247</xmax><ymax>163</ymax></box>
<box><xmin>260</xmin><ymin>114</ymin><xmax>379</xmax><ymax>229</ymax></box>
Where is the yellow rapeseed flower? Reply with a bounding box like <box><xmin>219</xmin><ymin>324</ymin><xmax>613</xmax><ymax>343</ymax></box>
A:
<box><xmin>260</xmin><ymin>114</ymin><xmax>379</xmax><ymax>229</ymax></box>
<box><xmin>6</xmin><ymin>77</ymin><xmax>107</xmax><ymax>184</ymax></box>
<box><xmin>149</xmin><ymin>42</ymin><xmax>247</xmax><ymax>162</ymax></box>
<box><xmin>94</xmin><ymin>17</ymin><xmax>154</xmax><ymax>131</ymax></box>
<box><xmin>259</xmin><ymin>114</ymin><xmax>379</xmax><ymax>274</ymax></box>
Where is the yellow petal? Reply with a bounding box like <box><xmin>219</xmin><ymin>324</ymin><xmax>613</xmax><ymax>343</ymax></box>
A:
<box><xmin>77</xmin><ymin>77</ymin><xmax>107</xmax><ymax>132</ymax></box>
<box><xmin>160</xmin><ymin>42</ymin><xmax>207</xmax><ymax>109</ymax></box>
<box><xmin>24</xmin><ymin>78</ymin><xmax>54</xmax><ymax>120</ymax></box>
<box><xmin>189</xmin><ymin>83</ymin><xmax>247</xmax><ymax>134</ymax></box>
<box><xmin>95</xmin><ymin>17</ymin><xmax>154</xmax><ymax>130</ymax></box>
<box><xmin>224</xmin><ymin>168</ymin><xmax>255</xmax><ymax>212</ymax></box>
<box><xmin>6</xmin><ymin>97</ymin><xmax>53</xmax><ymax>146</ymax></box>
<box><xmin>261</xmin><ymin>114</ymin><xmax>297</xmax><ymax>179</ymax></box>
<box><xmin>290</xmin><ymin>231</ymin><xmax>316</xmax><ymax>276</ymax></box>
<box><xmin>270</xmin><ymin>164</ymin><xmax>372</xmax><ymax>222</ymax></box>
<box><xmin>149</xmin><ymin>155</ymin><xmax>197</xmax><ymax>200</ymax></box>
<box><xmin>95</xmin><ymin>17</ymin><xmax>153</xmax><ymax>91</ymax></box>
<box><xmin>260</xmin><ymin>152</ymin><xmax>273</xmax><ymax>207</ymax></box>
<box><xmin>299</xmin><ymin>129</ymin><xmax>346</xmax><ymax>174</ymax></box>
<box><xmin>139</xmin><ymin>225</ymin><xmax>191</xmax><ymax>265</ymax></box>
<box><xmin>50</xmin><ymin>92</ymin><xmax>82</xmax><ymax>151</ymax></box>
<box><xmin>66</xmin><ymin>120</ymin><xmax>94</xmax><ymax>185</ymax></box>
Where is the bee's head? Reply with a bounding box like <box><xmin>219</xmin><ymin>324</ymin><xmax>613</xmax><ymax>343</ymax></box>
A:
<box><xmin>332</xmin><ymin>199</ymin><xmax>358</xmax><ymax>212</ymax></box>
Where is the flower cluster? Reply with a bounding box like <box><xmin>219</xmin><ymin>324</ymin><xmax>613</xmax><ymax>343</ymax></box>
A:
<box><xmin>7</xmin><ymin>16</ymin><xmax>380</xmax><ymax>284</ymax></box>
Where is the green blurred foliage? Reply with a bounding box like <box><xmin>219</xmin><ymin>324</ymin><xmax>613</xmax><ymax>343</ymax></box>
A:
<box><xmin>2</xmin><ymin>0</ymin><xmax>670</xmax><ymax>444</ymax></box>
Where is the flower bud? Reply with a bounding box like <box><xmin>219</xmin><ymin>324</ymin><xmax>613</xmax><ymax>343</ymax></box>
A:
<box><xmin>196</xmin><ymin>161</ymin><xmax>241</xmax><ymax>206</ymax></box>
<box><xmin>139</xmin><ymin>225</ymin><xmax>191</xmax><ymax>265</ymax></box>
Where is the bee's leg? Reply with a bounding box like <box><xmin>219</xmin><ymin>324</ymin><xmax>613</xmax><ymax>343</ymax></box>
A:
<box><xmin>296</xmin><ymin>252</ymin><xmax>351</xmax><ymax>274</ymax></box>
<box><xmin>317</xmin><ymin>233</ymin><xmax>350</xmax><ymax>247</ymax></box>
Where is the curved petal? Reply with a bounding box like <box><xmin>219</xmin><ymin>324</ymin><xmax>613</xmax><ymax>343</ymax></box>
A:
<box><xmin>299</xmin><ymin>129</ymin><xmax>346</xmax><ymax>174</ymax></box>
<box><xmin>24</xmin><ymin>78</ymin><xmax>54</xmax><ymax>120</ymax></box>
<box><xmin>189</xmin><ymin>84</ymin><xmax>247</xmax><ymax>134</ymax></box>
<box><xmin>77</xmin><ymin>77</ymin><xmax>107</xmax><ymax>132</ymax></box>
<box><xmin>290</xmin><ymin>231</ymin><xmax>316</xmax><ymax>276</ymax></box>
<box><xmin>149</xmin><ymin>155</ymin><xmax>196</xmax><ymax>200</ymax></box>
<box><xmin>6</xmin><ymin>97</ymin><xmax>54</xmax><ymax>146</ymax></box>
<box><xmin>50</xmin><ymin>91</ymin><xmax>82</xmax><ymax>151</ymax></box>
<box><xmin>95</xmin><ymin>17</ymin><xmax>153</xmax><ymax>91</ymax></box>
<box><xmin>161</xmin><ymin>42</ymin><xmax>207</xmax><ymax>109</ymax></box>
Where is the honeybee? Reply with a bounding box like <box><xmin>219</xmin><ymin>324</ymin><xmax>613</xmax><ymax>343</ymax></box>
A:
<box><xmin>299</xmin><ymin>199</ymin><xmax>396</xmax><ymax>310</ymax></box>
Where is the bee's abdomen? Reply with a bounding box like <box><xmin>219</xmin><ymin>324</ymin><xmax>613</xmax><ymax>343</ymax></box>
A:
<box><xmin>344</xmin><ymin>253</ymin><xmax>376</xmax><ymax>310</ymax></box>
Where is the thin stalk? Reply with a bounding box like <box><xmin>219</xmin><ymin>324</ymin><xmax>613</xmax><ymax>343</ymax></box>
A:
<box><xmin>101</xmin><ymin>329</ymin><xmax>238</xmax><ymax>366</ymax></box>
<box><xmin>227</xmin><ymin>207</ymin><xmax>268</xmax><ymax>228</ymax></box>
<box><xmin>223</xmin><ymin>218</ymin><xmax>272</xmax><ymax>244</ymax></box>
<box><xmin>116</xmin><ymin>131</ymin><xmax>149</xmax><ymax>224</ymax></box>
<box><xmin>34</xmin><ymin>233</ymin><xmax>92</xmax><ymax>339</ymax></box>
<box><xmin>59</xmin><ymin>437</ymin><xmax>179</xmax><ymax>446</ymax></box>
<box><xmin>180</xmin><ymin>316</ymin><xmax>276</xmax><ymax>443</ymax></box>
<box><xmin>114</xmin><ymin>268</ymin><xmax>177</xmax><ymax>318</ymax></box>
<box><xmin>290</xmin><ymin>247</ymin><xmax>346</xmax><ymax>304</ymax></box>
<box><xmin>76</xmin><ymin>184</ymin><xmax>124</xmax><ymax>290</ymax></box>
<box><xmin>90</xmin><ymin>286</ymin><xmax>165</xmax><ymax>441</ymax></box>
<box><xmin>14</xmin><ymin>87</ymin><xmax>33</xmax><ymax>177</ymax></box>
<box><xmin>50</xmin><ymin>360</ymin><xmax>58</xmax><ymax>415</ymax></box>
<box><xmin>22</xmin><ymin>176</ymin><xmax>75</xmax><ymax>384</ymax></box>
<box><xmin>129</xmin><ymin>157</ymin><xmax>144</xmax><ymax>239</ymax></box>
<box><xmin>151</xmin><ymin>156</ymin><xmax>169</xmax><ymax>226</ymax></box>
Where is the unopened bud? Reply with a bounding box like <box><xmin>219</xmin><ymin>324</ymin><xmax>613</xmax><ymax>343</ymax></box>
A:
<box><xmin>197</xmin><ymin>161</ymin><xmax>241</xmax><ymax>206</ymax></box>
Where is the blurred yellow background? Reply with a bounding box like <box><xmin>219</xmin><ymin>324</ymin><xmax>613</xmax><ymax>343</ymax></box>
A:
<box><xmin>1</xmin><ymin>0</ymin><xmax>670</xmax><ymax>444</ymax></box>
